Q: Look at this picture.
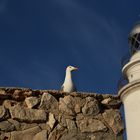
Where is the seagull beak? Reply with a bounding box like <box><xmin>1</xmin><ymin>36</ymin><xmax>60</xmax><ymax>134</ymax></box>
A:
<box><xmin>73</xmin><ymin>67</ymin><xmax>78</xmax><ymax>70</ymax></box>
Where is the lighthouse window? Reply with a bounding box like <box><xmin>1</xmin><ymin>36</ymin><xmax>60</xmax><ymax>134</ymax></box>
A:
<box><xmin>137</xmin><ymin>34</ymin><xmax>140</xmax><ymax>41</ymax></box>
<box><xmin>131</xmin><ymin>38</ymin><xmax>135</xmax><ymax>45</ymax></box>
<box><xmin>135</xmin><ymin>41</ymin><xmax>139</xmax><ymax>49</ymax></box>
<box><xmin>134</xmin><ymin>34</ymin><xmax>137</xmax><ymax>38</ymax></box>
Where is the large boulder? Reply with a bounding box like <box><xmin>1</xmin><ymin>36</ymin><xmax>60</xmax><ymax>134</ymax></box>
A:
<box><xmin>48</xmin><ymin>124</ymin><xmax>67</xmax><ymax>140</ymax></box>
<box><xmin>8</xmin><ymin>119</ymin><xmax>20</xmax><ymax>130</ymax></box>
<box><xmin>76</xmin><ymin>115</ymin><xmax>107</xmax><ymax>133</ymax></box>
<box><xmin>39</xmin><ymin>92</ymin><xmax>58</xmax><ymax>115</ymax></box>
<box><xmin>19</xmin><ymin>123</ymin><xmax>38</xmax><ymax>131</ymax></box>
<box><xmin>66</xmin><ymin>119</ymin><xmax>77</xmax><ymax>131</ymax></box>
<box><xmin>25</xmin><ymin>97</ymin><xmax>40</xmax><ymax>108</ymax></box>
<box><xmin>102</xmin><ymin>109</ymin><xmax>124</xmax><ymax>135</ymax></box>
<box><xmin>0</xmin><ymin>120</ymin><xmax>15</xmax><ymax>132</ymax></box>
<box><xmin>59</xmin><ymin>95</ymin><xmax>76</xmax><ymax>116</ymax></box>
<box><xmin>11</xmin><ymin>126</ymin><xmax>41</xmax><ymax>140</ymax></box>
<box><xmin>34</xmin><ymin>130</ymin><xmax>48</xmax><ymax>140</ymax></box>
<box><xmin>82</xmin><ymin>97</ymin><xmax>100</xmax><ymax>116</ymax></box>
<box><xmin>9</xmin><ymin>104</ymin><xmax>47</xmax><ymax>123</ymax></box>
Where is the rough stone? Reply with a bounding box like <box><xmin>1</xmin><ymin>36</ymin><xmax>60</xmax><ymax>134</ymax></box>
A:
<box><xmin>13</xmin><ymin>90</ymin><xmax>22</xmax><ymax>100</ymax></box>
<box><xmin>85</xmin><ymin>131</ymin><xmax>115</xmax><ymax>140</ymax></box>
<box><xmin>3</xmin><ymin>100</ymin><xmax>18</xmax><ymax>109</ymax></box>
<box><xmin>0</xmin><ymin>89</ymin><xmax>6</xmax><ymax>95</ymax></box>
<box><xmin>66</xmin><ymin>119</ymin><xmax>77</xmax><ymax>131</ymax></box>
<box><xmin>8</xmin><ymin>119</ymin><xmax>20</xmax><ymax>130</ymax></box>
<box><xmin>38</xmin><ymin>123</ymin><xmax>47</xmax><ymax>130</ymax></box>
<box><xmin>101</xmin><ymin>97</ymin><xmax>122</xmax><ymax>108</ymax></box>
<box><xmin>25</xmin><ymin>97</ymin><xmax>39</xmax><ymax>108</ymax></box>
<box><xmin>33</xmin><ymin>130</ymin><xmax>48</xmax><ymax>140</ymax></box>
<box><xmin>47</xmin><ymin>113</ymin><xmax>56</xmax><ymax>129</ymax></box>
<box><xmin>0</xmin><ymin>121</ymin><xmax>15</xmax><ymax>132</ymax></box>
<box><xmin>58</xmin><ymin>114</ymin><xmax>67</xmax><ymax>127</ymax></box>
<box><xmin>77</xmin><ymin>116</ymin><xmax>107</xmax><ymax>133</ymax></box>
<box><xmin>11</xmin><ymin>89</ymin><xmax>33</xmax><ymax>101</ymax></box>
<box><xmin>59</xmin><ymin>95</ymin><xmax>75</xmax><ymax>116</ymax></box>
<box><xmin>74</xmin><ymin>104</ymin><xmax>81</xmax><ymax>114</ymax></box>
<box><xmin>39</xmin><ymin>92</ymin><xmax>58</xmax><ymax>114</ymax></box>
<box><xmin>76</xmin><ymin>113</ymin><xmax>84</xmax><ymax>121</ymax></box>
<box><xmin>102</xmin><ymin>109</ymin><xmax>124</xmax><ymax>135</ymax></box>
<box><xmin>60</xmin><ymin>131</ymin><xmax>114</xmax><ymax>140</ymax></box>
<box><xmin>60</xmin><ymin>132</ymin><xmax>115</xmax><ymax>140</ymax></box>
<box><xmin>82</xmin><ymin>97</ymin><xmax>100</xmax><ymax>116</ymax></box>
<box><xmin>48</xmin><ymin>124</ymin><xmax>67</xmax><ymax>140</ymax></box>
<box><xmin>74</xmin><ymin>97</ymin><xmax>85</xmax><ymax>114</ymax></box>
<box><xmin>0</xmin><ymin>106</ymin><xmax>6</xmax><ymax>120</ymax></box>
<box><xmin>0</xmin><ymin>132</ymin><xmax>11</xmax><ymax>140</ymax></box>
<box><xmin>0</xmin><ymin>89</ymin><xmax>10</xmax><ymax>100</ymax></box>
<box><xmin>11</xmin><ymin>126</ymin><xmax>41</xmax><ymax>140</ymax></box>
<box><xmin>60</xmin><ymin>132</ymin><xmax>87</xmax><ymax>140</ymax></box>
<box><xmin>39</xmin><ymin>123</ymin><xmax>51</xmax><ymax>134</ymax></box>
<box><xmin>20</xmin><ymin>123</ymin><xmax>38</xmax><ymax>131</ymax></box>
<box><xmin>9</xmin><ymin>105</ymin><xmax>47</xmax><ymax>123</ymax></box>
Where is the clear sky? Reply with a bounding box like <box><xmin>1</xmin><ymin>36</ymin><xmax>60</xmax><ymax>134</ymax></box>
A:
<box><xmin>0</xmin><ymin>0</ymin><xmax>139</xmax><ymax>94</ymax></box>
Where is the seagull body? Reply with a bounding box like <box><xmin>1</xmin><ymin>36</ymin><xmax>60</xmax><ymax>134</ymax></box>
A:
<box><xmin>61</xmin><ymin>66</ymin><xmax>78</xmax><ymax>93</ymax></box>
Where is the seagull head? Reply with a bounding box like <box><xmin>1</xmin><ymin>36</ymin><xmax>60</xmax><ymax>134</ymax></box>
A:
<box><xmin>66</xmin><ymin>66</ymin><xmax>78</xmax><ymax>72</ymax></box>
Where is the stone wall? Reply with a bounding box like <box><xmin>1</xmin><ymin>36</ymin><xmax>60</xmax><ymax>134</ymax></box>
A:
<box><xmin>0</xmin><ymin>88</ymin><xmax>124</xmax><ymax>140</ymax></box>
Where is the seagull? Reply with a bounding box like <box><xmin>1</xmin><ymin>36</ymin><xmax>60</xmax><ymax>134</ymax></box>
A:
<box><xmin>61</xmin><ymin>66</ymin><xmax>78</xmax><ymax>93</ymax></box>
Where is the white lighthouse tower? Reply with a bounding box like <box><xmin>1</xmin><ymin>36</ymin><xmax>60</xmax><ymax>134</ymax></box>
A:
<box><xmin>118</xmin><ymin>23</ymin><xmax>140</xmax><ymax>140</ymax></box>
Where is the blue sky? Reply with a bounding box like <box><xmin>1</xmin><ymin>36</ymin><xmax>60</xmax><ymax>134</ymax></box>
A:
<box><xmin>0</xmin><ymin>0</ymin><xmax>139</xmax><ymax>94</ymax></box>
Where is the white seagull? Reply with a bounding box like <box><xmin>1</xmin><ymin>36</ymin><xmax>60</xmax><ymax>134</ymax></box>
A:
<box><xmin>61</xmin><ymin>66</ymin><xmax>78</xmax><ymax>93</ymax></box>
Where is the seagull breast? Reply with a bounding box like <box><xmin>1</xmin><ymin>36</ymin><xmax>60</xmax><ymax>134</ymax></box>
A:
<box><xmin>61</xmin><ymin>66</ymin><xmax>78</xmax><ymax>93</ymax></box>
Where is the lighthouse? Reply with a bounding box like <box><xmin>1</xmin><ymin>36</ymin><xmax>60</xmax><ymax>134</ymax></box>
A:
<box><xmin>118</xmin><ymin>22</ymin><xmax>140</xmax><ymax>140</ymax></box>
